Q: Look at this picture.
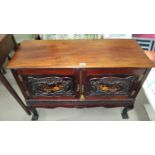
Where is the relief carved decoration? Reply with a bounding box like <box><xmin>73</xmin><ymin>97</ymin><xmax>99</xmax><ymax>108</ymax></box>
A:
<box><xmin>27</xmin><ymin>76</ymin><xmax>74</xmax><ymax>96</ymax></box>
<box><xmin>86</xmin><ymin>76</ymin><xmax>137</xmax><ymax>96</ymax></box>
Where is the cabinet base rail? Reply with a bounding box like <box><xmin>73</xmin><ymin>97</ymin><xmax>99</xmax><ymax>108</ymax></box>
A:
<box><xmin>27</xmin><ymin>100</ymin><xmax>134</xmax><ymax>121</ymax></box>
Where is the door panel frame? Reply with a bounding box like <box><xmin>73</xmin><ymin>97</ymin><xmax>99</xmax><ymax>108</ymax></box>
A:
<box><xmin>12</xmin><ymin>69</ymin><xmax>81</xmax><ymax>100</ymax></box>
<box><xmin>83</xmin><ymin>68</ymin><xmax>146</xmax><ymax>99</ymax></box>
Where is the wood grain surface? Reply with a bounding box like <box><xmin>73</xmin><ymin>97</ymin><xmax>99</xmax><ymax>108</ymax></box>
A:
<box><xmin>144</xmin><ymin>51</ymin><xmax>155</xmax><ymax>65</ymax></box>
<box><xmin>7</xmin><ymin>39</ymin><xmax>154</xmax><ymax>69</ymax></box>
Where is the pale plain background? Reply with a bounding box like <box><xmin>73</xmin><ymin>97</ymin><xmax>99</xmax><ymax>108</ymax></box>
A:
<box><xmin>1</xmin><ymin>0</ymin><xmax>155</xmax><ymax>155</ymax></box>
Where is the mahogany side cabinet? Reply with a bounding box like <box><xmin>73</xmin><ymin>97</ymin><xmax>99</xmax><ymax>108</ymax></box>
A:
<box><xmin>7</xmin><ymin>39</ymin><xmax>155</xmax><ymax>120</ymax></box>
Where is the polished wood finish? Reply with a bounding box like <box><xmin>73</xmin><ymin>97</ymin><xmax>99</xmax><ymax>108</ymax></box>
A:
<box><xmin>7</xmin><ymin>40</ymin><xmax>155</xmax><ymax>120</ymax></box>
<box><xmin>7</xmin><ymin>39</ymin><xmax>154</xmax><ymax>69</ymax></box>
<box><xmin>0</xmin><ymin>34</ymin><xmax>31</xmax><ymax>115</ymax></box>
<box><xmin>83</xmin><ymin>68</ymin><xmax>146</xmax><ymax>99</ymax></box>
<box><xmin>12</xmin><ymin>69</ymin><xmax>80</xmax><ymax>100</ymax></box>
<box><xmin>0</xmin><ymin>34</ymin><xmax>17</xmax><ymax>67</ymax></box>
<box><xmin>144</xmin><ymin>51</ymin><xmax>155</xmax><ymax>64</ymax></box>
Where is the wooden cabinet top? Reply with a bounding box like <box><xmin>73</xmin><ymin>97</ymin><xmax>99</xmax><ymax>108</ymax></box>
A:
<box><xmin>144</xmin><ymin>51</ymin><xmax>155</xmax><ymax>65</ymax></box>
<box><xmin>7</xmin><ymin>39</ymin><xmax>155</xmax><ymax>69</ymax></box>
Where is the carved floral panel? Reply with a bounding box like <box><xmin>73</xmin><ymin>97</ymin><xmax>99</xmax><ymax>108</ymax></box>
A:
<box><xmin>26</xmin><ymin>76</ymin><xmax>75</xmax><ymax>96</ymax></box>
<box><xmin>85</xmin><ymin>76</ymin><xmax>137</xmax><ymax>96</ymax></box>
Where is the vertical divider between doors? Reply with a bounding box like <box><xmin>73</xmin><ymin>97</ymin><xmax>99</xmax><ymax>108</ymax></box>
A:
<box><xmin>74</xmin><ymin>68</ymin><xmax>81</xmax><ymax>99</ymax></box>
<box><xmin>79</xmin><ymin>68</ymin><xmax>86</xmax><ymax>100</ymax></box>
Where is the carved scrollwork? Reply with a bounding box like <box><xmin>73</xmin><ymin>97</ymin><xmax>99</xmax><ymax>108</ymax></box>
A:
<box><xmin>27</xmin><ymin>76</ymin><xmax>74</xmax><ymax>96</ymax></box>
<box><xmin>86</xmin><ymin>76</ymin><xmax>137</xmax><ymax>96</ymax></box>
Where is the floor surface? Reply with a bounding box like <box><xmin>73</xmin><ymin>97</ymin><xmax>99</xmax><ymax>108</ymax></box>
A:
<box><xmin>0</xmin><ymin>70</ymin><xmax>151</xmax><ymax>121</ymax></box>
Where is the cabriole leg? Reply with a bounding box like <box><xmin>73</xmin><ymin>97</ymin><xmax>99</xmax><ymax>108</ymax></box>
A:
<box><xmin>121</xmin><ymin>105</ymin><xmax>134</xmax><ymax>119</ymax></box>
<box><xmin>29</xmin><ymin>107</ymin><xmax>39</xmax><ymax>121</ymax></box>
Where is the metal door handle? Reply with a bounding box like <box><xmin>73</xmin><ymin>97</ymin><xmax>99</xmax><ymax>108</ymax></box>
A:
<box><xmin>80</xmin><ymin>85</ymin><xmax>85</xmax><ymax>100</ymax></box>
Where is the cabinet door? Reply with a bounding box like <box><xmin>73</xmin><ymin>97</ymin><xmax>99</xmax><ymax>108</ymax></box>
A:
<box><xmin>14</xmin><ymin>69</ymin><xmax>80</xmax><ymax>99</ymax></box>
<box><xmin>83</xmin><ymin>69</ymin><xmax>146</xmax><ymax>99</ymax></box>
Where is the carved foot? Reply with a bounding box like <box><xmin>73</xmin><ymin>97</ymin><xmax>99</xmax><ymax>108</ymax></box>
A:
<box><xmin>121</xmin><ymin>105</ymin><xmax>134</xmax><ymax>119</ymax></box>
<box><xmin>32</xmin><ymin>113</ymin><xmax>39</xmax><ymax>121</ymax></box>
<box><xmin>121</xmin><ymin>108</ymin><xmax>129</xmax><ymax>119</ymax></box>
<box><xmin>29</xmin><ymin>107</ymin><xmax>39</xmax><ymax>121</ymax></box>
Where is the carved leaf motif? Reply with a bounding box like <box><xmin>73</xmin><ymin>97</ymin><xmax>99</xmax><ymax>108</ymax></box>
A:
<box><xmin>40</xmin><ymin>83</ymin><xmax>64</xmax><ymax>92</ymax></box>
<box><xmin>98</xmin><ymin>84</ymin><xmax>120</xmax><ymax>92</ymax></box>
<box><xmin>87</xmin><ymin>76</ymin><xmax>136</xmax><ymax>96</ymax></box>
<box><xmin>27</xmin><ymin>76</ymin><xmax>74</xmax><ymax>96</ymax></box>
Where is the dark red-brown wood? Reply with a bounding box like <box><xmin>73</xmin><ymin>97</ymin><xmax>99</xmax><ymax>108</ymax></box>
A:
<box><xmin>7</xmin><ymin>40</ymin><xmax>155</xmax><ymax>120</ymax></box>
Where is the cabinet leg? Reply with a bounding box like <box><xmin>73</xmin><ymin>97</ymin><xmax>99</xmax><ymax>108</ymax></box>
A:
<box><xmin>121</xmin><ymin>105</ymin><xmax>134</xmax><ymax>119</ymax></box>
<box><xmin>29</xmin><ymin>107</ymin><xmax>39</xmax><ymax>121</ymax></box>
<box><xmin>1</xmin><ymin>67</ymin><xmax>6</xmax><ymax>74</ymax></box>
<box><xmin>0</xmin><ymin>72</ymin><xmax>31</xmax><ymax>115</ymax></box>
<box><xmin>8</xmin><ymin>55</ymin><xmax>11</xmax><ymax>60</ymax></box>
